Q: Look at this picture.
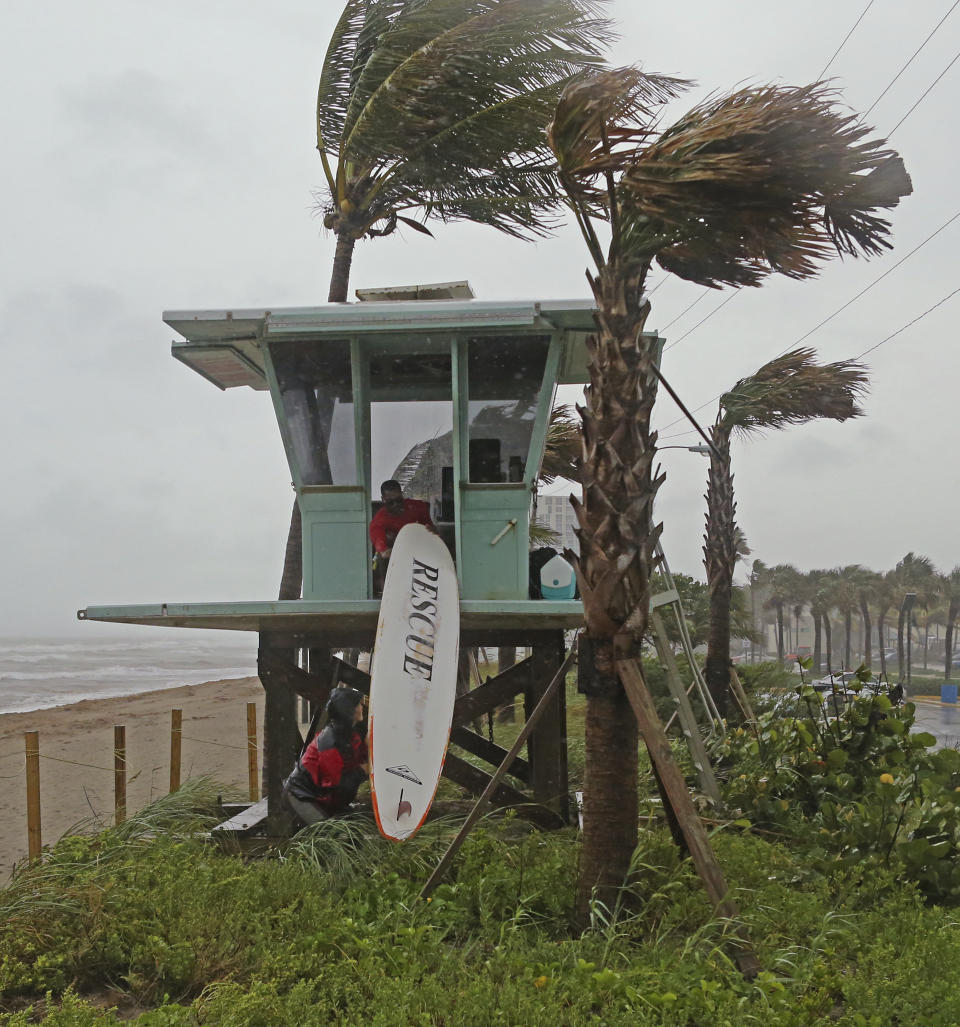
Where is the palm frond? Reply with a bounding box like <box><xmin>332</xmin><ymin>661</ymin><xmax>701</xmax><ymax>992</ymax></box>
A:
<box><xmin>546</xmin><ymin>67</ymin><xmax>690</xmax><ymax>190</ymax></box>
<box><xmin>718</xmin><ymin>348</ymin><xmax>868</xmax><ymax>436</ymax></box>
<box><xmin>614</xmin><ymin>82</ymin><xmax>912</xmax><ymax>284</ymax></box>
<box><xmin>318</xmin><ymin>0</ymin><xmax>612</xmax><ymax>240</ymax></box>
<box><xmin>539</xmin><ymin>402</ymin><xmax>581</xmax><ymax>484</ymax></box>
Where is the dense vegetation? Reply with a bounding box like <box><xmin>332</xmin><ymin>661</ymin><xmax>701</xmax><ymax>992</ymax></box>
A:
<box><xmin>4</xmin><ymin>670</ymin><xmax>960</xmax><ymax>1026</ymax></box>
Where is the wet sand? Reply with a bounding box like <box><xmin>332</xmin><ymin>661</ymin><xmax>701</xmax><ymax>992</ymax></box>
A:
<box><xmin>0</xmin><ymin>677</ymin><xmax>265</xmax><ymax>881</ymax></box>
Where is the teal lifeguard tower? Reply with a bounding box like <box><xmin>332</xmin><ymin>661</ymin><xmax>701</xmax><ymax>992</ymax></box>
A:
<box><xmin>79</xmin><ymin>283</ymin><xmax>666</xmax><ymax>828</ymax></box>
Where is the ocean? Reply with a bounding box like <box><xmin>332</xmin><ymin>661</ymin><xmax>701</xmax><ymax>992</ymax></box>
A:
<box><xmin>0</xmin><ymin>636</ymin><xmax>259</xmax><ymax>716</ymax></box>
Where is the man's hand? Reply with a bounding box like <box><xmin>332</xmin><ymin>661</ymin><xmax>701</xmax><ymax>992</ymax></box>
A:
<box><xmin>380</xmin><ymin>547</ymin><xmax>392</xmax><ymax>559</ymax></box>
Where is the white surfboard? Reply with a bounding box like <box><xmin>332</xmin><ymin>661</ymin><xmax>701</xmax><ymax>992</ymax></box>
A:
<box><xmin>368</xmin><ymin>523</ymin><xmax>460</xmax><ymax>841</ymax></box>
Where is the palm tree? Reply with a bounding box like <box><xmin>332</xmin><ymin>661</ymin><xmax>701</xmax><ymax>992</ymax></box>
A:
<box><xmin>702</xmin><ymin>351</ymin><xmax>866</xmax><ymax>709</ymax></box>
<box><xmin>855</xmin><ymin>567</ymin><xmax>882</xmax><ymax>671</ymax></box>
<box><xmin>277</xmin><ymin>0</ymin><xmax>610</xmax><ymax>600</ymax></box>
<box><xmin>547</xmin><ymin>69</ymin><xmax>910</xmax><ymax>917</ymax></box>
<box><xmin>760</xmin><ymin>563</ymin><xmax>804</xmax><ymax>664</ymax></box>
<box><xmin>831</xmin><ymin>565</ymin><xmax>871</xmax><ymax>670</ymax></box>
<box><xmin>943</xmin><ymin>567</ymin><xmax>960</xmax><ymax>681</ymax></box>
<box><xmin>873</xmin><ymin>570</ymin><xmax>899</xmax><ymax>679</ymax></box>
<box><xmin>807</xmin><ymin>568</ymin><xmax>830</xmax><ymax>674</ymax></box>
<box><xmin>893</xmin><ymin>552</ymin><xmax>936</xmax><ymax>680</ymax></box>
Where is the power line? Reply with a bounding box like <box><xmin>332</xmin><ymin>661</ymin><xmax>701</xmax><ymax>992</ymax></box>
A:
<box><xmin>853</xmin><ymin>284</ymin><xmax>960</xmax><ymax>359</ymax></box>
<box><xmin>889</xmin><ymin>47</ymin><xmax>960</xmax><ymax>136</ymax></box>
<box><xmin>768</xmin><ymin>210</ymin><xmax>960</xmax><ymax>359</ymax></box>
<box><xmin>660</xmin><ymin>290</ymin><xmax>707</xmax><ymax>331</ymax></box>
<box><xmin>663</xmin><ymin>292</ymin><xmax>739</xmax><ymax>352</ymax></box>
<box><xmin>818</xmin><ymin>0</ymin><xmax>878</xmax><ymax>79</ymax></box>
<box><xmin>658</xmin><ymin>208</ymin><xmax>960</xmax><ymax>432</ymax></box>
<box><xmin>864</xmin><ymin>0</ymin><xmax>960</xmax><ymax>118</ymax></box>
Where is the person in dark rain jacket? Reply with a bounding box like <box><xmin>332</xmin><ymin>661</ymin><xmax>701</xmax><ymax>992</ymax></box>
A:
<box><xmin>282</xmin><ymin>687</ymin><xmax>368</xmax><ymax>824</ymax></box>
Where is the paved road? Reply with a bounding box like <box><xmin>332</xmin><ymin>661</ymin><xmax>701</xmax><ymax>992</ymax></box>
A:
<box><xmin>912</xmin><ymin>696</ymin><xmax>960</xmax><ymax>750</ymax></box>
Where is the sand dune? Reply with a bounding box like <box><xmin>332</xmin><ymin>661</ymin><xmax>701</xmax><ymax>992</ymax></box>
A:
<box><xmin>0</xmin><ymin>676</ymin><xmax>266</xmax><ymax>881</ymax></box>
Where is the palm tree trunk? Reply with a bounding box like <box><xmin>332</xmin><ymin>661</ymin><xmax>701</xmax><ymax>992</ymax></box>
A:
<box><xmin>946</xmin><ymin>601</ymin><xmax>958</xmax><ymax>681</ymax></box>
<box><xmin>328</xmin><ymin>233</ymin><xmax>356</xmax><ymax>303</ymax></box>
<box><xmin>897</xmin><ymin>603</ymin><xmax>907</xmax><ymax>681</ymax></box>
<box><xmin>860</xmin><ymin>597</ymin><xmax>872</xmax><ymax>671</ymax></box>
<box><xmin>776</xmin><ymin>604</ymin><xmax>785</xmax><ymax>663</ymax></box>
<box><xmin>703</xmin><ymin>430</ymin><xmax>735</xmax><ymax>716</ymax></box>
<box><xmin>878</xmin><ymin>610</ymin><xmax>888</xmax><ymax>679</ymax></box>
<box><xmin>571</xmin><ymin>264</ymin><xmax>662</xmax><ymax>921</ymax></box>
<box><xmin>812</xmin><ymin>611</ymin><xmax>822</xmax><ymax>675</ymax></box>
<box><xmin>823</xmin><ymin>613</ymin><xmax>833</xmax><ymax>672</ymax></box>
<box><xmin>844</xmin><ymin>609</ymin><xmax>852</xmax><ymax>669</ymax></box>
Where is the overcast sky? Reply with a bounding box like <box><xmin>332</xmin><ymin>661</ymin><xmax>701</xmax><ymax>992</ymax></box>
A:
<box><xmin>2</xmin><ymin>0</ymin><xmax>957</xmax><ymax>638</ymax></box>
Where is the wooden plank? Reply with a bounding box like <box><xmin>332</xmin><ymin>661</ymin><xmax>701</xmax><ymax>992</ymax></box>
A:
<box><xmin>452</xmin><ymin>656</ymin><xmax>534</xmax><ymax>725</ymax></box>
<box><xmin>441</xmin><ymin>753</ymin><xmax>561</xmax><ymax>829</ymax></box>
<box><xmin>617</xmin><ymin>657</ymin><xmax>758</xmax><ymax>979</ymax></box>
<box><xmin>330</xmin><ymin>657</ymin><xmax>371</xmax><ymax>694</ymax></box>
<box><xmin>449</xmin><ymin>727</ymin><xmax>530</xmax><ymax>784</ymax></box>
<box><xmin>211</xmin><ymin>797</ymin><xmax>270</xmax><ymax>835</ymax></box>
<box><xmin>25</xmin><ymin>731</ymin><xmax>41</xmax><ymax>860</ymax></box>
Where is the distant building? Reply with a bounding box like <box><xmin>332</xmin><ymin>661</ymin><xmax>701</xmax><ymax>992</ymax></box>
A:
<box><xmin>537</xmin><ymin>493</ymin><xmax>579</xmax><ymax>553</ymax></box>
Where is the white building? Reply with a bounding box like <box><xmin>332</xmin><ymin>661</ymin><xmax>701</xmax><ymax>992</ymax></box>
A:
<box><xmin>537</xmin><ymin>493</ymin><xmax>579</xmax><ymax>553</ymax></box>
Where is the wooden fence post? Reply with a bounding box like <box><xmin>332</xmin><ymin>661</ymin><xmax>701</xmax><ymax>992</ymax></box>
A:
<box><xmin>170</xmin><ymin>709</ymin><xmax>183</xmax><ymax>793</ymax></box>
<box><xmin>246</xmin><ymin>703</ymin><xmax>259</xmax><ymax>802</ymax></box>
<box><xmin>25</xmin><ymin>731</ymin><xmax>41</xmax><ymax>860</ymax></box>
<box><xmin>114</xmin><ymin>725</ymin><xmax>126</xmax><ymax>825</ymax></box>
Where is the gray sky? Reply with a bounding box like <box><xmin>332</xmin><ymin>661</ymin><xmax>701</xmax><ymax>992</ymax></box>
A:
<box><xmin>2</xmin><ymin>0</ymin><xmax>957</xmax><ymax>637</ymax></box>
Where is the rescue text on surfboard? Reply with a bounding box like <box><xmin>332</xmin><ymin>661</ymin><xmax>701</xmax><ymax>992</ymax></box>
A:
<box><xmin>402</xmin><ymin>559</ymin><xmax>441</xmax><ymax>681</ymax></box>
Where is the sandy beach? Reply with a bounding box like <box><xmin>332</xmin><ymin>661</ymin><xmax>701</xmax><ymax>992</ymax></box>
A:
<box><xmin>0</xmin><ymin>676</ymin><xmax>265</xmax><ymax>881</ymax></box>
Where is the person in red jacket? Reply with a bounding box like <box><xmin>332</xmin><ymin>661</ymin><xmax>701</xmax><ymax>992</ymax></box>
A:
<box><xmin>281</xmin><ymin>687</ymin><xmax>368</xmax><ymax>825</ymax></box>
<box><xmin>368</xmin><ymin>479</ymin><xmax>436</xmax><ymax>564</ymax></box>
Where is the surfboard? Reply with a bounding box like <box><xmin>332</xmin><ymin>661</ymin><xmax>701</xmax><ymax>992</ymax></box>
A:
<box><xmin>368</xmin><ymin>523</ymin><xmax>460</xmax><ymax>841</ymax></box>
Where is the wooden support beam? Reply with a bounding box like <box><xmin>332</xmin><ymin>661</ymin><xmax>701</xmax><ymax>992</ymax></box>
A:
<box><xmin>616</xmin><ymin>657</ymin><xmax>758</xmax><ymax>979</ymax></box>
<box><xmin>452</xmin><ymin>656</ymin><xmax>534</xmax><ymax>725</ymax></box>
<box><xmin>257</xmin><ymin>641</ymin><xmax>303</xmax><ymax>824</ymax></box>
<box><xmin>440</xmin><ymin>753</ymin><xmax>561</xmax><ymax>829</ymax></box>
<box><xmin>449</xmin><ymin>727</ymin><xmax>530</xmax><ymax>784</ymax></box>
<box><xmin>525</xmin><ymin>634</ymin><xmax>569</xmax><ymax>821</ymax></box>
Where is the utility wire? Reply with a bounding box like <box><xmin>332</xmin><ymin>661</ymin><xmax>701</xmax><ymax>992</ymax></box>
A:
<box><xmin>889</xmin><ymin>47</ymin><xmax>960</xmax><ymax>136</ymax></box>
<box><xmin>663</xmin><ymin>292</ymin><xmax>739</xmax><ymax>352</ymax></box>
<box><xmin>818</xmin><ymin>0</ymin><xmax>878</xmax><ymax>79</ymax></box>
<box><xmin>660</xmin><ymin>291</ymin><xmax>707</xmax><ymax>331</ymax></box>
<box><xmin>864</xmin><ymin>0</ymin><xmax>960</xmax><ymax>118</ymax></box>
<box><xmin>853</xmin><ymin>284</ymin><xmax>960</xmax><ymax>359</ymax></box>
<box><xmin>658</xmin><ymin>208</ymin><xmax>960</xmax><ymax>433</ymax></box>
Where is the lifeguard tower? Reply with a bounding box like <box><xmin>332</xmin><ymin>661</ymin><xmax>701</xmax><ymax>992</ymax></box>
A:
<box><xmin>79</xmin><ymin>283</ymin><xmax>667</xmax><ymax>829</ymax></box>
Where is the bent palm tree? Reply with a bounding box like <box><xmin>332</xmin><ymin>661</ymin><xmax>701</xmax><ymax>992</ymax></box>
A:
<box><xmin>703</xmin><ymin>351</ymin><xmax>867</xmax><ymax>711</ymax></box>
<box><xmin>278</xmin><ymin>0</ymin><xmax>610</xmax><ymax>599</ymax></box>
<box><xmin>547</xmin><ymin>70</ymin><xmax>911</xmax><ymax>916</ymax></box>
